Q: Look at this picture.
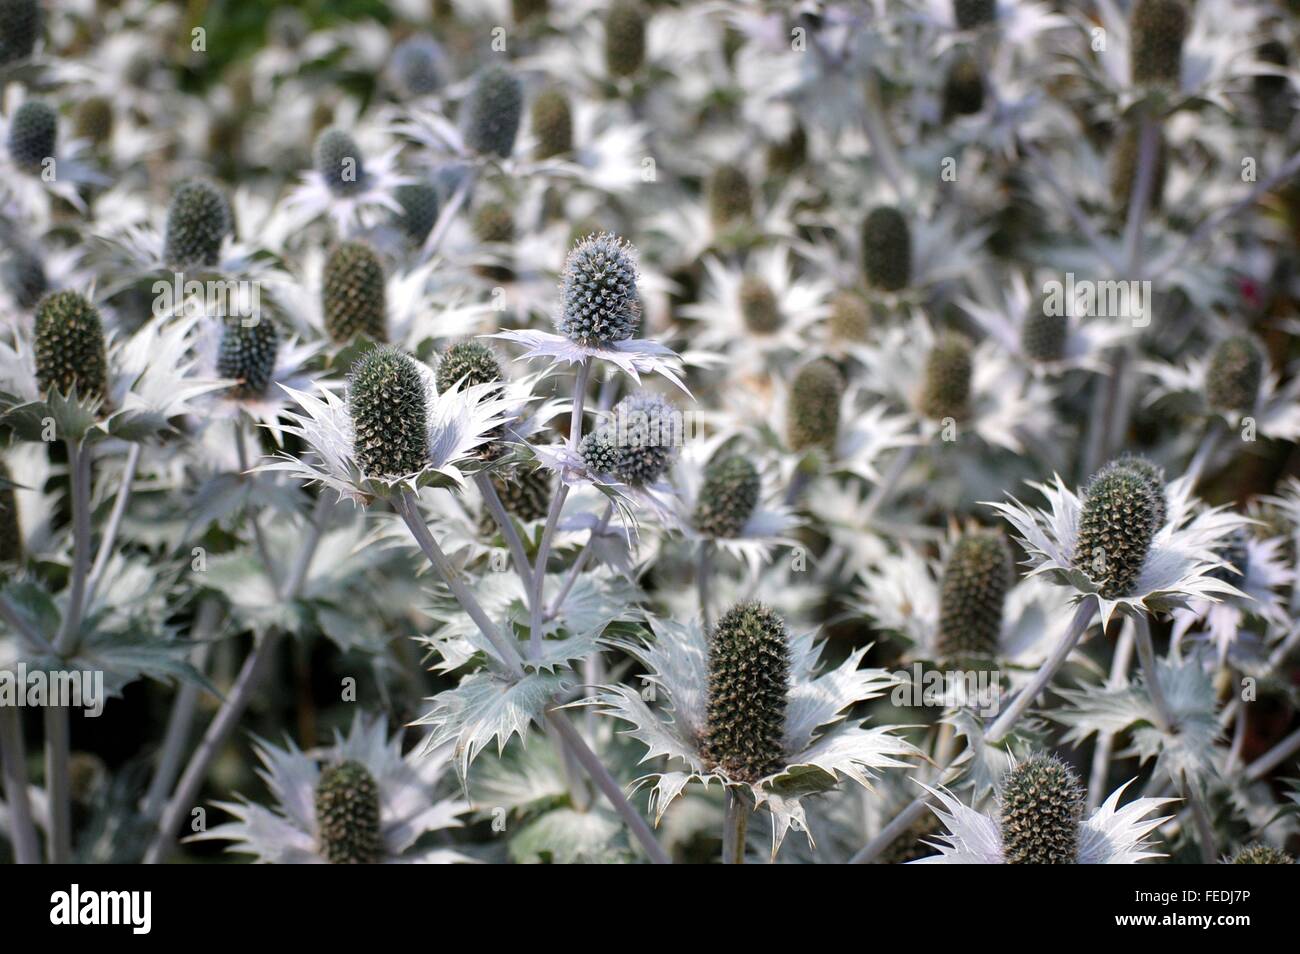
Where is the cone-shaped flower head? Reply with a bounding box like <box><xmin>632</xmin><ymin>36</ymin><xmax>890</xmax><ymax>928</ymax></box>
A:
<box><xmin>609</xmin><ymin>392</ymin><xmax>679</xmax><ymax>486</ymax></box>
<box><xmin>348</xmin><ymin>347</ymin><xmax>428</xmax><ymax>478</ymax></box>
<box><xmin>943</xmin><ymin>53</ymin><xmax>984</xmax><ymax>117</ymax></box>
<box><xmin>999</xmin><ymin>755</ymin><xmax>1085</xmax><ymax>864</ymax></box>
<box><xmin>693</xmin><ymin>455</ymin><xmax>761</xmax><ymax>539</ymax></box>
<box><xmin>556</xmin><ymin>232</ymin><xmax>640</xmax><ymax>345</ymax></box>
<box><xmin>0</xmin><ymin>461</ymin><xmax>20</xmax><ymax>564</ymax></box>
<box><xmin>34</xmin><ymin>291</ymin><xmax>108</xmax><ymax>402</ymax></box>
<box><xmin>701</xmin><ymin>601</ymin><xmax>791</xmax><ymax>783</ymax></box>
<box><xmin>323</xmin><ymin>241</ymin><xmax>387</xmax><ymax>345</ymax></box>
<box><xmin>314</xmin><ymin>127</ymin><xmax>367</xmax><ymax>195</ymax></box>
<box><xmin>7</xmin><ymin>99</ymin><xmax>56</xmax><ymax>171</ymax></box>
<box><xmin>953</xmin><ymin>0</ymin><xmax>996</xmax><ymax>30</ymax></box>
<box><xmin>0</xmin><ymin>0</ymin><xmax>41</xmax><ymax>66</ymax></box>
<box><xmin>879</xmin><ymin>812</ymin><xmax>944</xmax><ymax>864</ymax></box>
<box><xmin>604</xmin><ymin>1</ymin><xmax>646</xmax><ymax>78</ymax></box>
<box><xmin>462</xmin><ymin>65</ymin><xmax>523</xmax><ymax>159</ymax></box>
<box><xmin>786</xmin><ymin>358</ymin><xmax>843</xmax><ymax>451</ymax></box>
<box><xmin>918</xmin><ymin>333</ymin><xmax>973</xmax><ymax>421</ymax></box>
<box><xmin>1229</xmin><ymin>843</ymin><xmax>1294</xmax><ymax>864</ymax></box>
<box><xmin>1073</xmin><ymin>460</ymin><xmax>1161</xmax><ymax>598</ymax></box>
<box><xmin>4</xmin><ymin>245</ymin><xmax>47</xmax><ymax>310</ymax></box>
<box><xmin>314</xmin><ymin>760</ymin><xmax>384</xmax><ymax>864</ymax></box>
<box><xmin>861</xmin><ymin>205</ymin><xmax>912</xmax><ymax>292</ymax></box>
<box><xmin>1130</xmin><ymin>0</ymin><xmax>1187</xmax><ymax>86</ymax></box>
<box><xmin>825</xmin><ymin>290</ymin><xmax>868</xmax><ymax>342</ymax></box>
<box><xmin>163</xmin><ymin>180</ymin><xmax>232</xmax><ymax>270</ymax></box>
<box><xmin>936</xmin><ymin>530</ymin><xmax>1012</xmax><ymax>666</ymax></box>
<box><xmin>512</xmin><ymin>0</ymin><xmax>548</xmax><ymax>23</ymax></box>
<box><xmin>1206</xmin><ymin>335</ymin><xmax>1263</xmax><ymax>414</ymax></box>
<box><xmin>391</xmin><ymin>36</ymin><xmax>443</xmax><ymax>97</ymax></box>
<box><xmin>395</xmin><ymin>182</ymin><xmax>439</xmax><ymax>244</ymax></box>
<box><xmin>72</xmin><ymin>95</ymin><xmax>113</xmax><ymax>147</ymax></box>
<box><xmin>1020</xmin><ymin>296</ymin><xmax>1068</xmax><ymax>363</ymax></box>
<box><xmin>707</xmin><ymin>162</ymin><xmax>752</xmax><ymax>230</ymax></box>
<box><xmin>217</xmin><ymin>316</ymin><xmax>280</xmax><ymax>399</ymax></box>
<box><xmin>1111</xmin><ymin>124</ymin><xmax>1167</xmax><ymax>214</ymax></box>
<box><xmin>486</xmin><ymin>465</ymin><xmax>553</xmax><ymax>525</ymax></box>
<box><xmin>579</xmin><ymin>428</ymin><xmax>622</xmax><ymax>476</ymax></box>
<box><xmin>435</xmin><ymin>340</ymin><xmax>501</xmax><ymax>394</ymax></box>
<box><xmin>1106</xmin><ymin>453</ymin><xmax>1167</xmax><ymax>528</ymax></box>
<box><xmin>765</xmin><ymin>123</ymin><xmax>807</xmax><ymax>177</ymax></box>
<box><xmin>531</xmin><ymin>87</ymin><xmax>573</xmax><ymax>159</ymax></box>
<box><xmin>472</xmin><ymin>201</ymin><xmax>515</xmax><ymax>244</ymax></box>
<box><xmin>738</xmin><ymin>275</ymin><xmax>782</xmax><ymax>334</ymax></box>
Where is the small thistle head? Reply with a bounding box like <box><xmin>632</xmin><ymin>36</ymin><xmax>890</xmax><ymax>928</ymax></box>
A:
<box><xmin>314</xmin><ymin>127</ymin><xmax>367</xmax><ymax>194</ymax></box>
<box><xmin>462</xmin><ymin>65</ymin><xmax>523</xmax><ymax>159</ymax></box>
<box><xmin>0</xmin><ymin>461</ymin><xmax>21</xmax><ymax>564</ymax></box>
<box><xmin>33</xmin><ymin>291</ymin><xmax>108</xmax><ymax>402</ymax></box>
<box><xmin>701</xmin><ymin>601</ymin><xmax>790</xmax><ymax>783</ymax></box>
<box><xmin>391</xmin><ymin>36</ymin><xmax>444</xmax><ymax>98</ymax></box>
<box><xmin>1229</xmin><ymin>842</ymin><xmax>1294</xmax><ymax>864</ymax></box>
<box><xmin>918</xmin><ymin>333</ymin><xmax>973</xmax><ymax>422</ymax></box>
<box><xmin>693</xmin><ymin>456</ymin><xmax>761</xmax><ymax>539</ymax></box>
<box><xmin>348</xmin><ymin>347</ymin><xmax>429</xmax><ymax>479</ymax></box>
<box><xmin>942</xmin><ymin>53</ymin><xmax>985</xmax><ymax>117</ymax></box>
<box><xmin>707</xmin><ymin>163</ymin><xmax>753</xmax><ymax>231</ymax></box>
<box><xmin>1207</xmin><ymin>528</ymin><xmax>1250</xmax><ymax>584</ymax></box>
<box><xmin>738</xmin><ymin>275</ymin><xmax>782</xmax><ymax>334</ymax></box>
<box><xmin>579</xmin><ymin>427</ymin><xmax>622</xmax><ymax>476</ymax></box>
<box><xmin>1110</xmin><ymin>124</ymin><xmax>1167</xmax><ymax>214</ymax></box>
<box><xmin>1206</xmin><ymin>334</ymin><xmax>1264</xmax><ymax>414</ymax></box>
<box><xmin>1106</xmin><ymin>453</ymin><xmax>1167</xmax><ymax>528</ymax></box>
<box><xmin>72</xmin><ymin>95</ymin><xmax>113</xmax><ymax>147</ymax></box>
<box><xmin>1074</xmin><ymin>461</ymin><xmax>1161</xmax><ymax>598</ymax></box>
<box><xmin>435</xmin><ymin>340</ymin><xmax>501</xmax><ymax>394</ymax></box>
<box><xmin>953</xmin><ymin>0</ymin><xmax>997</xmax><ymax>30</ymax></box>
<box><xmin>323</xmin><ymin>241</ymin><xmax>387</xmax><ymax>345</ymax></box>
<box><xmin>530</xmin><ymin>87</ymin><xmax>573</xmax><ymax>159</ymax></box>
<box><xmin>0</xmin><ymin>0</ymin><xmax>42</xmax><ymax>67</ymax></box>
<box><xmin>861</xmin><ymin>205</ymin><xmax>912</xmax><ymax>292</ymax></box>
<box><xmin>7</xmin><ymin>99</ymin><xmax>57</xmax><ymax>171</ymax></box>
<box><xmin>482</xmin><ymin>465</ymin><xmax>553</xmax><ymax>529</ymax></box>
<box><xmin>3</xmin><ymin>245</ymin><xmax>47</xmax><ymax>310</ymax></box>
<box><xmin>936</xmin><ymin>530</ymin><xmax>1012</xmax><ymax>666</ymax></box>
<box><xmin>765</xmin><ymin>123</ymin><xmax>806</xmax><ymax>177</ymax></box>
<box><xmin>1130</xmin><ymin>0</ymin><xmax>1188</xmax><ymax>87</ymax></box>
<box><xmin>163</xmin><ymin>180</ymin><xmax>232</xmax><ymax>270</ymax></box>
<box><xmin>512</xmin><ymin>0</ymin><xmax>548</xmax><ymax>23</ymax></box>
<box><xmin>556</xmin><ymin>232</ymin><xmax>640</xmax><ymax>345</ymax></box>
<box><xmin>786</xmin><ymin>359</ymin><xmax>844</xmax><ymax>452</ymax></box>
<box><xmin>1020</xmin><ymin>297</ymin><xmax>1069</xmax><ymax>363</ymax></box>
<box><xmin>604</xmin><ymin>1</ymin><xmax>647</xmax><ymax>79</ymax></box>
<box><xmin>828</xmin><ymin>290</ymin><xmax>871</xmax><ymax>342</ymax></box>
<box><xmin>608</xmin><ymin>392</ymin><xmax>679</xmax><ymax>486</ymax></box>
<box><xmin>314</xmin><ymin>760</ymin><xmax>384</xmax><ymax>864</ymax></box>
<box><xmin>217</xmin><ymin>317</ymin><xmax>280</xmax><ymax>399</ymax></box>
<box><xmin>394</xmin><ymin>181</ymin><xmax>439</xmax><ymax>245</ymax></box>
<box><xmin>999</xmin><ymin>755</ymin><xmax>1085</xmax><ymax>864</ymax></box>
<box><xmin>472</xmin><ymin>200</ymin><xmax>515</xmax><ymax>245</ymax></box>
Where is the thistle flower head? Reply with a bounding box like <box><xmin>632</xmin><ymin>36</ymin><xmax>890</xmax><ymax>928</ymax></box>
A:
<box><xmin>738</xmin><ymin>275</ymin><xmax>782</xmax><ymax>334</ymax></box>
<box><xmin>435</xmin><ymin>340</ymin><xmax>501</xmax><ymax>394</ymax></box>
<box><xmin>765</xmin><ymin>123</ymin><xmax>807</xmax><ymax>177</ymax></box>
<box><xmin>484</xmin><ymin>465</ymin><xmax>552</xmax><ymax>527</ymax></box>
<box><xmin>1106</xmin><ymin>453</ymin><xmax>1167</xmax><ymax>528</ymax></box>
<box><xmin>3</xmin><ymin>245</ymin><xmax>47</xmax><ymax>310</ymax></box>
<box><xmin>0</xmin><ymin>0</ymin><xmax>41</xmax><ymax>66</ymax></box>
<box><xmin>693</xmin><ymin>455</ymin><xmax>761</xmax><ymax>539</ymax></box>
<box><xmin>314</xmin><ymin>760</ymin><xmax>384</xmax><ymax>864</ymax></box>
<box><xmin>953</xmin><ymin>0</ymin><xmax>997</xmax><ymax>30</ymax></box>
<box><xmin>163</xmin><ymin>180</ymin><xmax>232</xmax><ymax>270</ymax></box>
<box><xmin>604</xmin><ymin>1</ymin><xmax>647</xmax><ymax>79</ymax></box>
<box><xmin>1229</xmin><ymin>842</ymin><xmax>1294</xmax><ymax>864</ymax></box>
<box><xmin>999</xmin><ymin>755</ymin><xmax>1085</xmax><ymax>864</ymax></box>
<box><xmin>1020</xmin><ymin>298</ymin><xmax>1068</xmax><ymax>363</ymax></box>
<box><xmin>394</xmin><ymin>181</ymin><xmax>439</xmax><ymax>244</ymax></box>
<box><xmin>701</xmin><ymin>601</ymin><xmax>790</xmax><ymax>783</ymax></box>
<box><xmin>555</xmin><ymin>232</ymin><xmax>640</xmax><ymax>345</ymax></box>
<box><xmin>72</xmin><ymin>96</ymin><xmax>113</xmax><ymax>147</ymax></box>
<box><xmin>936</xmin><ymin>530</ymin><xmax>1011</xmax><ymax>666</ymax></box>
<box><xmin>323</xmin><ymin>241</ymin><xmax>387</xmax><ymax>345</ymax></box>
<box><xmin>314</xmin><ymin>127</ymin><xmax>367</xmax><ymax>194</ymax></box>
<box><xmin>472</xmin><ymin>201</ymin><xmax>515</xmax><ymax>244</ymax></box>
<box><xmin>33</xmin><ymin>290</ymin><xmax>108</xmax><ymax>402</ymax></box>
<box><xmin>531</xmin><ymin>87</ymin><xmax>573</xmax><ymax>159</ymax></box>
<box><xmin>1111</xmin><ymin>124</ymin><xmax>1167</xmax><ymax>214</ymax></box>
<box><xmin>1074</xmin><ymin>460</ymin><xmax>1161</xmax><ymax>598</ymax></box>
<box><xmin>608</xmin><ymin>392</ymin><xmax>679</xmax><ymax>486</ymax></box>
<box><xmin>7</xmin><ymin>99</ymin><xmax>56</xmax><ymax>171</ymax></box>
<box><xmin>707</xmin><ymin>163</ymin><xmax>752</xmax><ymax>230</ymax></box>
<box><xmin>1206</xmin><ymin>334</ymin><xmax>1263</xmax><ymax>414</ymax></box>
<box><xmin>348</xmin><ymin>347</ymin><xmax>429</xmax><ymax>478</ymax></box>
<box><xmin>391</xmin><ymin>36</ymin><xmax>443</xmax><ymax>97</ymax></box>
<box><xmin>579</xmin><ymin>427</ymin><xmax>622</xmax><ymax>475</ymax></box>
<box><xmin>512</xmin><ymin>0</ymin><xmax>548</xmax><ymax>23</ymax></box>
<box><xmin>918</xmin><ymin>333</ymin><xmax>973</xmax><ymax>421</ymax></box>
<box><xmin>1130</xmin><ymin>0</ymin><xmax>1188</xmax><ymax>87</ymax></box>
<box><xmin>828</xmin><ymin>290</ymin><xmax>871</xmax><ymax>342</ymax></box>
<box><xmin>786</xmin><ymin>358</ymin><xmax>843</xmax><ymax>452</ymax></box>
<box><xmin>942</xmin><ymin>54</ymin><xmax>984</xmax><ymax>117</ymax></box>
<box><xmin>217</xmin><ymin>317</ymin><xmax>280</xmax><ymax>399</ymax></box>
<box><xmin>861</xmin><ymin>205</ymin><xmax>912</xmax><ymax>292</ymax></box>
<box><xmin>462</xmin><ymin>65</ymin><xmax>523</xmax><ymax>159</ymax></box>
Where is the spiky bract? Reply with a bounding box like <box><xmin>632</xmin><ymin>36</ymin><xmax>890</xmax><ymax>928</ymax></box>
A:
<box><xmin>314</xmin><ymin>760</ymin><xmax>384</xmax><ymax>864</ymax></box>
<box><xmin>786</xmin><ymin>359</ymin><xmax>843</xmax><ymax>452</ymax></box>
<box><xmin>348</xmin><ymin>348</ymin><xmax>429</xmax><ymax>478</ymax></box>
<box><xmin>999</xmin><ymin>755</ymin><xmax>1085</xmax><ymax>864</ymax></box>
<box><xmin>462</xmin><ymin>66</ymin><xmax>523</xmax><ymax>159</ymax></box>
<box><xmin>556</xmin><ymin>233</ymin><xmax>640</xmax><ymax>344</ymax></box>
<box><xmin>33</xmin><ymin>290</ymin><xmax>108</xmax><ymax>402</ymax></box>
<box><xmin>693</xmin><ymin>456</ymin><xmax>761</xmax><ymax>539</ymax></box>
<box><xmin>862</xmin><ymin>205</ymin><xmax>911</xmax><ymax>292</ymax></box>
<box><xmin>323</xmin><ymin>241</ymin><xmax>387</xmax><ymax>345</ymax></box>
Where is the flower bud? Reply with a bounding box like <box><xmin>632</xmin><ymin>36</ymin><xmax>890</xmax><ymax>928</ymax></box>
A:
<box><xmin>217</xmin><ymin>317</ymin><xmax>280</xmax><ymax>399</ymax></box>
<box><xmin>34</xmin><ymin>290</ymin><xmax>108</xmax><ymax>402</ymax></box>
<box><xmin>707</xmin><ymin>163</ymin><xmax>752</xmax><ymax>231</ymax></box>
<box><xmin>861</xmin><ymin>205</ymin><xmax>911</xmax><ymax>292</ymax></box>
<box><xmin>693</xmin><ymin>456</ymin><xmax>760</xmax><ymax>539</ymax></box>
<box><xmin>0</xmin><ymin>0</ymin><xmax>41</xmax><ymax>66</ymax></box>
<box><xmin>314</xmin><ymin>760</ymin><xmax>384</xmax><ymax>864</ymax></box>
<box><xmin>323</xmin><ymin>241</ymin><xmax>387</xmax><ymax>345</ymax></box>
<box><xmin>531</xmin><ymin>87</ymin><xmax>573</xmax><ymax>159</ymax></box>
<box><xmin>1074</xmin><ymin>461</ymin><xmax>1161</xmax><ymax>598</ymax></box>
<box><xmin>936</xmin><ymin>530</ymin><xmax>1011</xmax><ymax>666</ymax></box>
<box><xmin>738</xmin><ymin>275</ymin><xmax>782</xmax><ymax>334</ymax></box>
<box><xmin>314</xmin><ymin>127</ymin><xmax>367</xmax><ymax>194</ymax></box>
<box><xmin>163</xmin><ymin>180</ymin><xmax>232</xmax><ymax>270</ymax></box>
<box><xmin>7</xmin><ymin>99</ymin><xmax>56</xmax><ymax>171</ymax></box>
<box><xmin>1229</xmin><ymin>842</ymin><xmax>1294</xmax><ymax>864</ymax></box>
<box><xmin>999</xmin><ymin>755</ymin><xmax>1085</xmax><ymax>864</ymax></box>
<box><xmin>604</xmin><ymin>1</ymin><xmax>647</xmax><ymax>79</ymax></box>
<box><xmin>348</xmin><ymin>347</ymin><xmax>429</xmax><ymax>478</ymax></box>
<box><xmin>462</xmin><ymin>65</ymin><xmax>523</xmax><ymax>159</ymax></box>
<box><xmin>918</xmin><ymin>333</ymin><xmax>973</xmax><ymax>422</ymax></box>
<box><xmin>1130</xmin><ymin>0</ymin><xmax>1188</xmax><ymax>87</ymax></box>
<box><xmin>556</xmin><ymin>232</ymin><xmax>640</xmax><ymax>345</ymax></box>
<box><xmin>828</xmin><ymin>290</ymin><xmax>871</xmax><ymax>342</ymax></box>
<box><xmin>435</xmin><ymin>340</ymin><xmax>501</xmax><ymax>394</ymax></box>
<box><xmin>786</xmin><ymin>359</ymin><xmax>843</xmax><ymax>452</ymax></box>
<box><xmin>953</xmin><ymin>0</ymin><xmax>997</xmax><ymax>30</ymax></box>
<box><xmin>1206</xmin><ymin>334</ymin><xmax>1263</xmax><ymax>414</ymax></box>
<box><xmin>395</xmin><ymin>181</ymin><xmax>439</xmax><ymax>245</ymax></box>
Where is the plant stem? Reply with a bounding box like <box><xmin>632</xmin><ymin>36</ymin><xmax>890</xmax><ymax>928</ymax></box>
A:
<box><xmin>236</xmin><ymin>419</ymin><xmax>280</xmax><ymax>594</ymax></box>
<box><xmin>1245</xmin><ymin>725</ymin><xmax>1300</xmax><ymax>782</ymax></box>
<box><xmin>43</xmin><ymin>705</ymin><xmax>71</xmax><ymax>862</ymax></box>
<box><xmin>474</xmin><ymin>471</ymin><xmax>534</xmax><ymax>600</ymax></box>
<box><xmin>0</xmin><ymin>706</ymin><xmax>39</xmax><ymax>863</ymax></box>
<box><xmin>1088</xmin><ymin>618</ymin><xmax>1134</xmax><ymax>811</ymax></box>
<box><xmin>862</xmin><ymin>444</ymin><xmax>917</xmax><ymax>527</ymax></box>
<box><xmin>861</xmin><ymin>72</ymin><xmax>907</xmax><ymax>192</ymax></box>
<box><xmin>54</xmin><ymin>440</ymin><xmax>92</xmax><ymax>655</ymax></box>
<box><xmin>423</xmin><ymin>169</ymin><xmax>477</xmax><ymax>260</ymax></box>
<box><xmin>546</xmin><ymin>501</ymin><xmax>613</xmax><ymax>621</ymax></box>
<box><xmin>849</xmin><ymin>791</ymin><xmax>933</xmax><ymax>864</ymax></box>
<box><xmin>86</xmin><ymin>441</ymin><xmax>140</xmax><ymax>604</ymax></box>
<box><xmin>722</xmin><ymin>788</ymin><xmax>748</xmax><ymax>864</ymax></box>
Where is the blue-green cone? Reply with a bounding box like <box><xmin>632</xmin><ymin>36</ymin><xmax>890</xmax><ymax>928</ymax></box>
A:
<box><xmin>1207</xmin><ymin>528</ymin><xmax>1250</xmax><ymax>584</ymax></box>
<box><xmin>314</xmin><ymin>760</ymin><xmax>384</xmax><ymax>864</ymax></box>
<box><xmin>786</xmin><ymin>359</ymin><xmax>843</xmax><ymax>452</ymax></box>
<box><xmin>217</xmin><ymin>317</ymin><xmax>280</xmax><ymax>399</ymax></box>
<box><xmin>918</xmin><ymin>334</ymin><xmax>973</xmax><ymax>421</ymax></box>
<box><xmin>1130</xmin><ymin>0</ymin><xmax>1187</xmax><ymax>87</ymax></box>
<box><xmin>34</xmin><ymin>291</ymin><xmax>108</xmax><ymax>402</ymax></box>
<box><xmin>1206</xmin><ymin>335</ymin><xmax>1263</xmax><ymax>414</ymax></box>
<box><xmin>999</xmin><ymin>755</ymin><xmax>1085</xmax><ymax>864</ymax></box>
<box><xmin>3</xmin><ymin>245</ymin><xmax>47</xmax><ymax>310</ymax></box>
<box><xmin>953</xmin><ymin>0</ymin><xmax>997</xmax><ymax>30</ymax></box>
<box><xmin>609</xmin><ymin>392</ymin><xmax>679</xmax><ymax>486</ymax></box>
<box><xmin>314</xmin><ymin>127</ymin><xmax>367</xmax><ymax>195</ymax></box>
<box><xmin>693</xmin><ymin>456</ymin><xmax>761</xmax><ymax>539</ymax></box>
<box><xmin>862</xmin><ymin>205</ymin><xmax>911</xmax><ymax>292</ymax></box>
<box><xmin>435</xmin><ymin>340</ymin><xmax>501</xmax><ymax>394</ymax></box>
<box><xmin>531</xmin><ymin>87</ymin><xmax>573</xmax><ymax>160</ymax></box>
<box><xmin>1229</xmin><ymin>843</ymin><xmax>1294</xmax><ymax>864</ymax></box>
<box><xmin>701</xmin><ymin>601</ymin><xmax>790</xmax><ymax>783</ymax></box>
<box><xmin>395</xmin><ymin>181</ymin><xmax>439</xmax><ymax>244</ymax></box>
<box><xmin>707</xmin><ymin>163</ymin><xmax>752</xmax><ymax>230</ymax></box>
<box><xmin>579</xmin><ymin>427</ymin><xmax>622</xmax><ymax>476</ymax></box>
<box><xmin>391</xmin><ymin>36</ymin><xmax>444</xmax><ymax>98</ymax></box>
<box><xmin>462</xmin><ymin>65</ymin><xmax>523</xmax><ymax>159</ymax></box>
<box><xmin>348</xmin><ymin>348</ymin><xmax>428</xmax><ymax>478</ymax></box>
<box><xmin>7</xmin><ymin>99</ymin><xmax>56</xmax><ymax>171</ymax></box>
<box><xmin>323</xmin><ymin>241</ymin><xmax>387</xmax><ymax>345</ymax></box>
<box><xmin>1074</xmin><ymin>461</ymin><xmax>1161</xmax><ymax>598</ymax></box>
<box><xmin>0</xmin><ymin>0</ymin><xmax>40</xmax><ymax>66</ymax></box>
<box><xmin>1105</xmin><ymin>454</ymin><xmax>1167</xmax><ymax>528</ymax></box>
<box><xmin>936</xmin><ymin>530</ymin><xmax>1011</xmax><ymax>666</ymax></box>
<box><xmin>604</xmin><ymin>1</ymin><xmax>647</xmax><ymax>79</ymax></box>
<box><xmin>163</xmin><ymin>180</ymin><xmax>232</xmax><ymax>270</ymax></box>
<box><xmin>738</xmin><ymin>275</ymin><xmax>782</xmax><ymax>334</ymax></box>
<box><xmin>1020</xmin><ymin>297</ymin><xmax>1068</xmax><ymax>363</ymax></box>
<box><xmin>556</xmin><ymin>232</ymin><xmax>640</xmax><ymax>345</ymax></box>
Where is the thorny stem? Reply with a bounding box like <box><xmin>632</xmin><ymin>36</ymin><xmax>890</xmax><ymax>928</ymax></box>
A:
<box><xmin>0</xmin><ymin>705</ymin><xmax>40</xmax><ymax>863</ymax></box>
<box><xmin>86</xmin><ymin>441</ymin><xmax>141</xmax><ymax>604</ymax></box>
<box><xmin>1088</xmin><ymin>618</ymin><xmax>1134</xmax><ymax>811</ymax></box>
<box><xmin>1187</xmin><ymin>418</ymin><xmax>1226</xmax><ymax>488</ymax></box>
<box><xmin>722</xmin><ymin>788</ymin><xmax>748</xmax><ymax>864</ymax></box>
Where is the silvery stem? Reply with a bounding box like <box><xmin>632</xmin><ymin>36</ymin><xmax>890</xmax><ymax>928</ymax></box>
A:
<box><xmin>43</xmin><ymin>705</ymin><xmax>71</xmax><ymax>862</ymax></box>
<box><xmin>474</xmin><ymin>471</ymin><xmax>534</xmax><ymax>602</ymax></box>
<box><xmin>722</xmin><ymin>788</ymin><xmax>748</xmax><ymax>865</ymax></box>
<box><xmin>422</xmin><ymin>169</ymin><xmax>477</xmax><ymax>260</ymax></box>
<box><xmin>546</xmin><ymin>501</ymin><xmax>613</xmax><ymax>621</ymax></box>
<box><xmin>0</xmin><ymin>705</ymin><xmax>39</xmax><ymax>863</ymax></box>
<box><xmin>236</xmin><ymin>418</ymin><xmax>280</xmax><ymax>594</ymax></box>
<box><xmin>86</xmin><ymin>441</ymin><xmax>141</xmax><ymax>604</ymax></box>
<box><xmin>1088</xmin><ymin>618</ymin><xmax>1134</xmax><ymax>811</ymax></box>
<box><xmin>862</xmin><ymin>445</ymin><xmax>917</xmax><ymax>527</ymax></box>
<box><xmin>54</xmin><ymin>441</ymin><xmax>92</xmax><ymax>655</ymax></box>
<box><xmin>1246</xmin><ymin>725</ymin><xmax>1300</xmax><ymax>782</ymax></box>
